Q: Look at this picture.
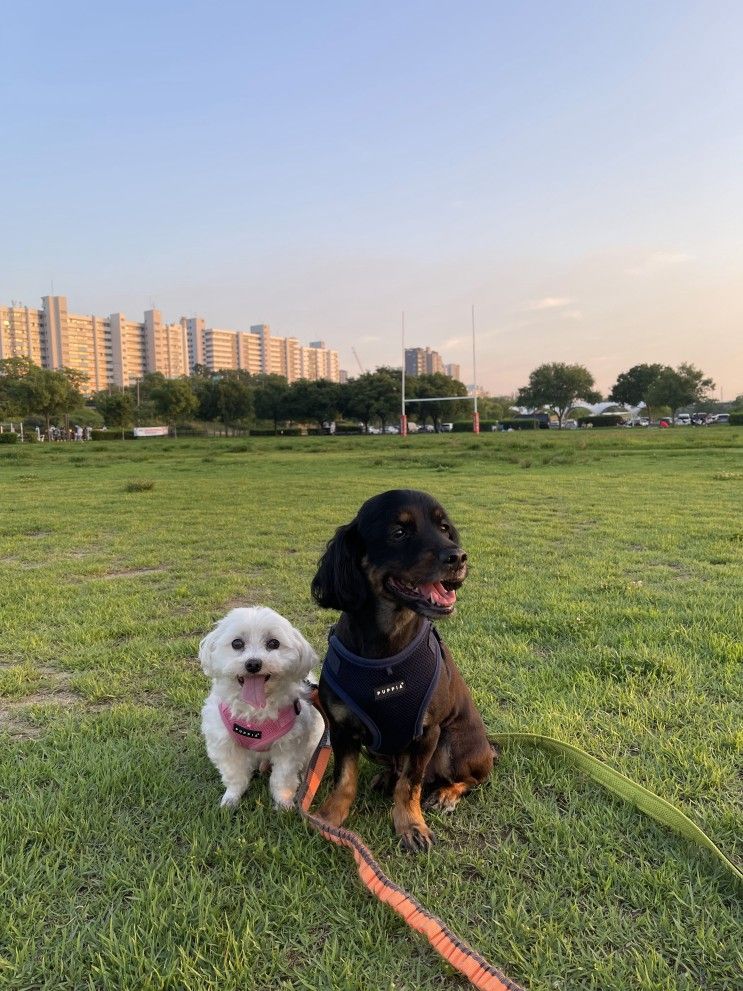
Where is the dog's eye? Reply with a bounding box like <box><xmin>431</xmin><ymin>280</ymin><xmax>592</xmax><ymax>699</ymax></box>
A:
<box><xmin>439</xmin><ymin>522</ymin><xmax>450</xmax><ymax>534</ymax></box>
<box><xmin>266</xmin><ymin>638</ymin><xmax>280</xmax><ymax>650</ymax></box>
<box><xmin>231</xmin><ymin>638</ymin><xmax>245</xmax><ymax>651</ymax></box>
<box><xmin>390</xmin><ymin>526</ymin><xmax>406</xmax><ymax>541</ymax></box>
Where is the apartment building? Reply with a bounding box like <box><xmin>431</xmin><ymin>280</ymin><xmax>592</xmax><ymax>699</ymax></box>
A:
<box><xmin>1</xmin><ymin>294</ymin><xmax>341</xmax><ymax>390</ymax></box>
<box><xmin>203</xmin><ymin>328</ymin><xmax>239</xmax><ymax>374</ymax></box>
<box><xmin>405</xmin><ymin>346</ymin><xmax>444</xmax><ymax>376</ymax></box>
<box><xmin>198</xmin><ymin>323</ymin><xmax>339</xmax><ymax>383</ymax></box>
<box><xmin>183</xmin><ymin>316</ymin><xmax>205</xmax><ymax>370</ymax></box>
<box><xmin>302</xmin><ymin>341</ymin><xmax>341</xmax><ymax>382</ymax></box>
<box><xmin>444</xmin><ymin>362</ymin><xmax>461</xmax><ymax>381</ymax></box>
<box><xmin>109</xmin><ymin>313</ymin><xmax>146</xmax><ymax>388</ymax></box>
<box><xmin>0</xmin><ymin>303</ymin><xmax>44</xmax><ymax>366</ymax></box>
<box><xmin>144</xmin><ymin>310</ymin><xmax>189</xmax><ymax>380</ymax></box>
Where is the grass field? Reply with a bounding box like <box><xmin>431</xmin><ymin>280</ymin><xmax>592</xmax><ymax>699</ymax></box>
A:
<box><xmin>1</xmin><ymin>429</ymin><xmax>741</xmax><ymax>991</ymax></box>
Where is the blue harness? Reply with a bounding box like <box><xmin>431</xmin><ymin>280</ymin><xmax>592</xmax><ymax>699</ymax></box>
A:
<box><xmin>321</xmin><ymin>620</ymin><xmax>443</xmax><ymax>756</ymax></box>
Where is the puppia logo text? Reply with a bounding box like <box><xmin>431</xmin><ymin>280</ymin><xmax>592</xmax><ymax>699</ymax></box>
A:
<box><xmin>374</xmin><ymin>680</ymin><xmax>405</xmax><ymax>700</ymax></box>
<box><xmin>233</xmin><ymin>724</ymin><xmax>262</xmax><ymax>739</ymax></box>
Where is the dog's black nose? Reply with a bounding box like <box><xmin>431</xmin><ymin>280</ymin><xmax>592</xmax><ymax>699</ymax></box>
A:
<box><xmin>439</xmin><ymin>548</ymin><xmax>467</xmax><ymax>567</ymax></box>
<box><xmin>244</xmin><ymin>659</ymin><xmax>263</xmax><ymax>674</ymax></box>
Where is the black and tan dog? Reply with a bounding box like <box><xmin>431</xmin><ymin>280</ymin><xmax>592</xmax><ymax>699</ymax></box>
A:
<box><xmin>311</xmin><ymin>489</ymin><xmax>493</xmax><ymax>852</ymax></box>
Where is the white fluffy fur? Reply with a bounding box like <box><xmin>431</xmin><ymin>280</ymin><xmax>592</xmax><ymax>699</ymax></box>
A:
<box><xmin>199</xmin><ymin>606</ymin><xmax>324</xmax><ymax>810</ymax></box>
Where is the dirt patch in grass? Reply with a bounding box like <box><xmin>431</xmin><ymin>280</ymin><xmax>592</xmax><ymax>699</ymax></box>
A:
<box><xmin>8</xmin><ymin>690</ymin><xmax>83</xmax><ymax>707</ymax></box>
<box><xmin>1</xmin><ymin>689</ymin><xmax>121</xmax><ymax>740</ymax></box>
<box><xmin>225</xmin><ymin>594</ymin><xmax>264</xmax><ymax>609</ymax></box>
<box><xmin>1</xmin><ymin>681</ymin><xmax>84</xmax><ymax>739</ymax></box>
<box><xmin>0</xmin><ymin>710</ymin><xmax>42</xmax><ymax>739</ymax></box>
<box><xmin>103</xmin><ymin>567</ymin><xmax>167</xmax><ymax>579</ymax></box>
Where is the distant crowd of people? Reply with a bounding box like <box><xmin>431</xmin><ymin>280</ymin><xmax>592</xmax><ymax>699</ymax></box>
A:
<box><xmin>40</xmin><ymin>425</ymin><xmax>94</xmax><ymax>441</ymax></box>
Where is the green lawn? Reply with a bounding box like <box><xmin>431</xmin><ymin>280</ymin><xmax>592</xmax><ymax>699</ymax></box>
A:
<box><xmin>1</xmin><ymin>429</ymin><xmax>741</xmax><ymax>991</ymax></box>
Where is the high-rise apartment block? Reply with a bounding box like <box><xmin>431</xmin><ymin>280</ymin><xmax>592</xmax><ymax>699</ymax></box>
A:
<box><xmin>1</xmin><ymin>295</ymin><xmax>340</xmax><ymax>392</ymax></box>
<box><xmin>405</xmin><ymin>346</ymin><xmax>444</xmax><ymax>376</ymax></box>
<box><xmin>444</xmin><ymin>362</ymin><xmax>461</xmax><ymax>381</ymax></box>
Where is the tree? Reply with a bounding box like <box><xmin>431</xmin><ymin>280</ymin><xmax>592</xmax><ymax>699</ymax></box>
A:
<box><xmin>477</xmin><ymin>394</ymin><xmax>517</xmax><ymax>422</ymax></box>
<box><xmin>93</xmin><ymin>390</ymin><xmax>135</xmax><ymax>438</ymax></box>
<box><xmin>407</xmin><ymin>373</ymin><xmax>469</xmax><ymax>431</ymax></box>
<box><xmin>285</xmin><ymin>379</ymin><xmax>342</xmax><ymax>430</ymax></box>
<box><xmin>131</xmin><ymin>371</ymin><xmax>168</xmax><ymax>426</ymax></box>
<box><xmin>192</xmin><ymin>373</ymin><xmax>255</xmax><ymax>434</ymax></box>
<box><xmin>344</xmin><ymin>368</ymin><xmax>400</xmax><ymax>432</ymax></box>
<box><xmin>150</xmin><ymin>377</ymin><xmax>198</xmax><ymax>438</ymax></box>
<box><xmin>18</xmin><ymin>366</ymin><xmax>87</xmax><ymax>433</ymax></box>
<box><xmin>517</xmin><ymin>363</ymin><xmax>601</xmax><ymax>427</ymax></box>
<box><xmin>645</xmin><ymin>364</ymin><xmax>715</xmax><ymax>423</ymax></box>
<box><xmin>0</xmin><ymin>357</ymin><xmax>36</xmax><ymax>420</ymax></box>
<box><xmin>609</xmin><ymin>363</ymin><xmax>665</xmax><ymax>417</ymax></box>
<box><xmin>253</xmin><ymin>374</ymin><xmax>290</xmax><ymax>433</ymax></box>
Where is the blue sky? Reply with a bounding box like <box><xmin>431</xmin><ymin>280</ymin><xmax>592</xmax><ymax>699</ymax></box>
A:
<box><xmin>3</xmin><ymin>1</ymin><xmax>742</xmax><ymax>396</ymax></box>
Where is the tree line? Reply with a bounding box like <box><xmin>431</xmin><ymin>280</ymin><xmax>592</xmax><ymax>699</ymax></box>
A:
<box><xmin>0</xmin><ymin>358</ymin><xmax>471</xmax><ymax>435</ymax></box>
<box><xmin>516</xmin><ymin>361</ymin><xmax>724</xmax><ymax>427</ymax></box>
<box><xmin>1</xmin><ymin>355</ymin><xmax>738</xmax><ymax>435</ymax></box>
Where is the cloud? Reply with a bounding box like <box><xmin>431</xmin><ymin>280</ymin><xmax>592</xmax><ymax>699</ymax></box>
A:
<box><xmin>526</xmin><ymin>296</ymin><xmax>573</xmax><ymax>311</ymax></box>
<box><xmin>626</xmin><ymin>251</ymin><xmax>694</xmax><ymax>275</ymax></box>
<box><xmin>561</xmin><ymin>309</ymin><xmax>583</xmax><ymax>321</ymax></box>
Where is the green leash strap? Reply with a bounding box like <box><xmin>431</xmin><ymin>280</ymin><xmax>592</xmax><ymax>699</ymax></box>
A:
<box><xmin>489</xmin><ymin>732</ymin><xmax>743</xmax><ymax>886</ymax></box>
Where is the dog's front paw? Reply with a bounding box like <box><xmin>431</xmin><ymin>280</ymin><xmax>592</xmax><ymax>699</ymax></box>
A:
<box><xmin>220</xmin><ymin>790</ymin><xmax>242</xmax><ymax>809</ymax></box>
<box><xmin>423</xmin><ymin>782</ymin><xmax>468</xmax><ymax>813</ymax></box>
<box><xmin>271</xmin><ymin>785</ymin><xmax>297</xmax><ymax>811</ymax></box>
<box><xmin>398</xmin><ymin>821</ymin><xmax>435</xmax><ymax>853</ymax></box>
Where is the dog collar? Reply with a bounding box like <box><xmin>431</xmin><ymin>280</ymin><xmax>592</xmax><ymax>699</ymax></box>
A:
<box><xmin>219</xmin><ymin>699</ymin><xmax>300</xmax><ymax>752</ymax></box>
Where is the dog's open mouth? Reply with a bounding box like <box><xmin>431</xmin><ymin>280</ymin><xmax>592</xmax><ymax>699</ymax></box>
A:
<box><xmin>236</xmin><ymin>674</ymin><xmax>271</xmax><ymax>708</ymax></box>
<box><xmin>386</xmin><ymin>577</ymin><xmax>458</xmax><ymax>614</ymax></box>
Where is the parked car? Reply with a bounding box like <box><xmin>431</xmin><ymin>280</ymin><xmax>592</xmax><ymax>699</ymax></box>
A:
<box><xmin>384</xmin><ymin>425</ymin><xmax>399</xmax><ymax>434</ymax></box>
<box><xmin>628</xmin><ymin>417</ymin><xmax>650</xmax><ymax>427</ymax></box>
<box><xmin>709</xmin><ymin>413</ymin><xmax>730</xmax><ymax>425</ymax></box>
<box><xmin>440</xmin><ymin>422</ymin><xmax>454</xmax><ymax>432</ymax></box>
<box><xmin>674</xmin><ymin>413</ymin><xmax>691</xmax><ymax>426</ymax></box>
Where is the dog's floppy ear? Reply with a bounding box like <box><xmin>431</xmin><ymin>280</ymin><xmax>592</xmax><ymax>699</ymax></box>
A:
<box><xmin>198</xmin><ymin>621</ymin><xmax>222</xmax><ymax>676</ymax></box>
<box><xmin>311</xmin><ymin>521</ymin><xmax>368</xmax><ymax>612</ymax></box>
<box><xmin>289</xmin><ymin>626</ymin><xmax>318</xmax><ymax>677</ymax></box>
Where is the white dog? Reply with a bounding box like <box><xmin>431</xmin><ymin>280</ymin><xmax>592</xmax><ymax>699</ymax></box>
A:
<box><xmin>199</xmin><ymin>606</ymin><xmax>324</xmax><ymax>809</ymax></box>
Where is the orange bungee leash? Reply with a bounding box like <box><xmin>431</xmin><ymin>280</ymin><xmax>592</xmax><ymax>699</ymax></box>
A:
<box><xmin>297</xmin><ymin>697</ymin><xmax>741</xmax><ymax>991</ymax></box>
<box><xmin>297</xmin><ymin>720</ymin><xmax>523</xmax><ymax>991</ymax></box>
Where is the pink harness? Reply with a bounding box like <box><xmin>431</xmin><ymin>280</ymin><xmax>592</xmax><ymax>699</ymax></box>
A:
<box><xmin>219</xmin><ymin>700</ymin><xmax>300</xmax><ymax>752</ymax></box>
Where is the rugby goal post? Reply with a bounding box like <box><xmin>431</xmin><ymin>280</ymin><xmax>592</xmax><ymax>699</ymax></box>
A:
<box><xmin>399</xmin><ymin>307</ymin><xmax>480</xmax><ymax>435</ymax></box>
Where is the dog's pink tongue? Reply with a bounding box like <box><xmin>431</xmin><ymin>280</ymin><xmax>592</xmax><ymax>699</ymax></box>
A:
<box><xmin>419</xmin><ymin>581</ymin><xmax>457</xmax><ymax>607</ymax></box>
<box><xmin>240</xmin><ymin>675</ymin><xmax>268</xmax><ymax>708</ymax></box>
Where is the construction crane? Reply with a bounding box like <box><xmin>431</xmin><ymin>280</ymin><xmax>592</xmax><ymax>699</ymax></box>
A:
<box><xmin>351</xmin><ymin>347</ymin><xmax>366</xmax><ymax>375</ymax></box>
